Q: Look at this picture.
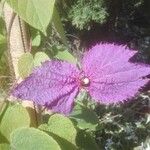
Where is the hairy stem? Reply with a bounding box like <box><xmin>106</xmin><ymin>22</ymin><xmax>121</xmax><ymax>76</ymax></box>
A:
<box><xmin>3</xmin><ymin>3</ymin><xmax>40</xmax><ymax>127</ymax></box>
<box><xmin>3</xmin><ymin>3</ymin><xmax>31</xmax><ymax>79</ymax></box>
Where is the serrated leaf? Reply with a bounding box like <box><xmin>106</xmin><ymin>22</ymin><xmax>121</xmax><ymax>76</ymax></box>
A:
<box><xmin>18</xmin><ymin>52</ymin><xmax>34</xmax><ymax>78</ymax></box>
<box><xmin>34</xmin><ymin>52</ymin><xmax>49</xmax><ymax>67</ymax></box>
<box><xmin>55</xmin><ymin>50</ymin><xmax>77</xmax><ymax>64</ymax></box>
<box><xmin>6</xmin><ymin>0</ymin><xmax>55</xmax><ymax>34</ymax></box>
<box><xmin>70</xmin><ymin>103</ymin><xmax>99</xmax><ymax>130</ymax></box>
<box><xmin>53</xmin><ymin>7</ymin><xmax>68</xmax><ymax>45</ymax></box>
<box><xmin>0</xmin><ymin>104</ymin><xmax>30</xmax><ymax>142</ymax></box>
<box><xmin>39</xmin><ymin>114</ymin><xmax>77</xmax><ymax>150</ymax></box>
<box><xmin>10</xmin><ymin>127</ymin><xmax>61</xmax><ymax>150</ymax></box>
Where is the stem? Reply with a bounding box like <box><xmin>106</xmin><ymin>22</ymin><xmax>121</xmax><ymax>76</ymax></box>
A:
<box><xmin>3</xmin><ymin>3</ymin><xmax>40</xmax><ymax>127</ymax></box>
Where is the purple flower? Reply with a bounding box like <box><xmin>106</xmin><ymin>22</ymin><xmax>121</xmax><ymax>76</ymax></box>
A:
<box><xmin>12</xmin><ymin>43</ymin><xmax>150</xmax><ymax>115</ymax></box>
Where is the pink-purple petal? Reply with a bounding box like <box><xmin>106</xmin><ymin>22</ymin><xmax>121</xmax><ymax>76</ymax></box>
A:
<box><xmin>46</xmin><ymin>87</ymin><xmax>79</xmax><ymax>115</ymax></box>
<box><xmin>11</xmin><ymin>60</ymin><xmax>80</xmax><ymax>114</ymax></box>
<box><xmin>82</xmin><ymin>43</ymin><xmax>150</xmax><ymax>104</ymax></box>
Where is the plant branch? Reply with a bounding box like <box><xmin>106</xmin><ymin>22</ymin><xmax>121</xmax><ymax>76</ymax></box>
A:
<box><xmin>3</xmin><ymin>3</ymin><xmax>40</xmax><ymax>127</ymax></box>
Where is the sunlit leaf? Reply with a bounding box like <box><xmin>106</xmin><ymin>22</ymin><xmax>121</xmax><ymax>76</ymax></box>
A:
<box><xmin>48</xmin><ymin>114</ymin><xmax>77</xmax><ymax>144</ymax></box>
<box><xmin>55</xmin><ymin>50</ymin><xmax>77</xmax><ymax>64</ymax></box>
<box><xmin>0</xmin><ymin>44</ymin><xmax>6</xmax><ymax>61</ymax></box>
<box><xmin>39</xmin><ymin>114</ymin><xmax>78</xmax><ymax>150</ymax></box>
<box><xmin>34</xmin><ymin>52</ymin><xmax>49</xmax><ymax>67</ymax></box>
<box><xmin>31</xmin><ymin>30</ymin><xmax>41</xmax><ymax>47</ymax></box>
<box><xmin>0</xmin><ymin>143</ymin><xmax>10</xmax><ymax>150</ymax></box>
<box><xmin>0</xmin><ymin>104</ymin><xmax>30</xmax><ymax>142</ymax></box>
<box><xmin>18</xmin><ymin>52</ymin><xmax>34</xmax><ymax>78</ymax></box>
<box><xmin>0</xmin><ymin>90</ymin><xmax>6</xmax><ymax>102</ymax></box>
<box><xmin>0</xmin><ymin>34</ymin><xmax>5</xmax><ymax>44</ymax></box>
<box><xmin>10</xmin><ymin>127</ymin><xmax>61</xmax><ymax>150</ymax></box>
<box><xmin>146</xmin><ymin>114</ymin><xmax>150</xmax><ymax>124</ymax></box>
<box><xmin>53</xmin><ymin>7</ymin><xmax>68</xmax><ymax>45</ymax></box>
<box><xmin>6</xmin><ymin>0</ymin><xmax>55</xmax><ymax>34</ymax></box>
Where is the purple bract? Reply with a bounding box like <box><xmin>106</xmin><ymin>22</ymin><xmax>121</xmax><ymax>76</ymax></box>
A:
<box><xmin>11</xmin><ymin>43</ymin><xmax>150</xmax><ymax>115</ymax></box>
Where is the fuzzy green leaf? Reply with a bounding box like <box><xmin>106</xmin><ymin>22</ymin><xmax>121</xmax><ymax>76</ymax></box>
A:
<box><xmin>70</xmin><ymin>103</ymin><xmax>99</xmax><ymax>130</ymax></box>
<box><xmin>39</xmin><ymin>114</ymin><xmax>77</xmax><ymax>150</ymax></box>
<box><xmin>55</xmin><ymin>50</ymin><xmax>77</xmax><ymax>64</ymax></box>
<box><xmin>10</xmin><ymin>127</ymin><xmax>61</xmax><ymax>150</ymax></box>
<box><xmin>34</xmin><ymin>52</ymin><xmax>49</xmax><ymax>67</ymax></box>
<box><xmin>6</xmin><ymin>0</ymin><xmax>55</xmax><ymax>34</ymax></box>
<box><xmin>0</xmin><ymin>104</ymin><xmax>30</xmax><ymax>142</ymax></box>
<box><xmin>0</xmin><ymin>34</ymin><xmax>5</xmax><ymax>44</ymax></box>
<box><xmin>48</xmin><ymin>114</ymin><xmax>77</xmax><ymax>144</ymax></box>
<box><xmin>18</xmin><ymin>52</ymin><xmax>34</xmax><ymax>78</ymax></box>
<box><xmin>0</xmin><ymin>143</ymin><xmax>10</xmax><ymax>150</ymax></box>
<box><xmin>31</xmin><ymin>31</ymin><xmax>41</xmax><ymax>47</ymax></box>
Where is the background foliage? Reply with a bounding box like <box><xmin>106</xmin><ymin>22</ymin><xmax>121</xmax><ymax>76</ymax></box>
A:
<box><xmin>0</xmin><ymin>0</ymin><xmax>150</xmax><ymax>150</ymax></box>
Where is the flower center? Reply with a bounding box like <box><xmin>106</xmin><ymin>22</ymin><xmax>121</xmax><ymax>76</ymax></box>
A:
<box><xmin>80</xmin><ymin>77</ymin><xmax>90</xmax><ymax>87</ymax></box>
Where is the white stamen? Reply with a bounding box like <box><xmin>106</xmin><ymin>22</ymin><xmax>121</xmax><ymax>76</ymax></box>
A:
<box><xmin>83</xmin><ymin>77</ymin><xmax>90</xmax><ymax>85</ymax></box>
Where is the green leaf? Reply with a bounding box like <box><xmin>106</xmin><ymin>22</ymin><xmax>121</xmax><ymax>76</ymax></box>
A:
<box><xmin>146</xmin><ymin>114</ymin><xmax>150</xmax><ymax>124</ymax></box>
<box><xmin>0</xmin><ymin>16</ymin><xmax>5</xmax><ymax>34</ymax></box>
<box><xmin>0</xmin><ymin>143</ymin><xmax>10</xmax><ymax>150</ymax></box>
<box><xmin>39</xmin><ymin>114</ymin><xmax>77</xmax><ymax>150</ymax></box>
<box><xmin>48</xmin><ymin>114</ymin><xmax>77</xmax><ymax>144</ymax></box>
<box><xmin>18</xmin><ymin>52</ymin><xmax>34</xmax><ymax>78</ymax></box>
<box><xmin>55</xmin><ymin>50</ymin><xmax>77</xmax><ymax>64</ymax></box>
<box><xmin>0</xmin><ymin>43</ymin><xmax>6</xmax><ymax>60</ymax></box>
<box><xmin>34</xmin><ymin>52</ymin><xmax>49</xmax><ymax>67</ymax></box>
<box><xmin>0</xmin><ymin>18</ymin><xmax>7</xmax><ymax>58</ymax></box>
<box><xmin>6</xmin><ymin>0</ymin><xmax>55</xmax><ymax>34</ymax></box>
<box><xmin>0</xmin><ymin>89</ymin><xmax>6</xmax><ymax>102</ymax></box>
<box><xmin>70</xmin><ymin>103</ymin><xmax>99</xmax><ymax>130</ymax></box>
<box><xmin>10</xmin><ymin>127</ymin><xmax>61</xmax><ymax>150</ymax></box>
<box><xmin>0</xmin><ymin>3</ymin><xmax>3</xmax><ymax>18</ymax></box>
<box><xmin>40</xmin><ymin>114</ymin><xmax>77</xmax><ymax>144</ymax></box>
<box><xmin>53</xmin><ymin>7</ymin><xmax>68</xmax><ymax>45</ymax></box>
<box><xmin>0</xmin><ymin>104</ymin><xmax>30</xmax><ymax>142</ymax></box>
<box><xmin>0</xmin><ymin>34</ymin><xmax>5</xmax><ymax>44</ymax></box>
<box><xmin>31</xmin><ymin>31</ymin><xmax>41</xmax><ymax>47</ymax></box>
<box><xmin>0</xmin><ymin>101</ymin><xmax>7</xmax><ymax>118</ymax></box>
<box><xmin>76</xmin><ymin>130</ymin><xmax>99</xmax><ymax>150</ymax></box>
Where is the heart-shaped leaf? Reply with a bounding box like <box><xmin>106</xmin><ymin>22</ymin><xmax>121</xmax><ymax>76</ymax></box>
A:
<box><xmin>6</xmin><ymin>0</ymin><xmax>55</xmax><ymax>34</ymax></box>
<box><xmin>39</xmin><ymin>114</ymin><xmax>77</xmax><ymax>149</ymax></box>
<box><xmin>0</xmin><ymin>104</ymin><xmax>30</xmax><ymax>142</ymax></box>
<box><xmin>18</xmin><ymin>52</ymin><xmax>34</xmax><ymax>78</ymax></box>
<box><xmin>55</xmin><ymin>50</ymin><xmax>77</xmax><ymax>64</ymax></box>
<box><xmin>10</xmin><ymin>127</ymin><xmax>61</xmax><ymax>150</ymax></box>
<box><xmin>34</xmin><ymin>52</ymin><xmax>49</xmax><ymax>67</ymax></box>
<box><xmin>70</xmin><ymin>103</ymin><xmax>99</xmax><ymax>130</ymax></box>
